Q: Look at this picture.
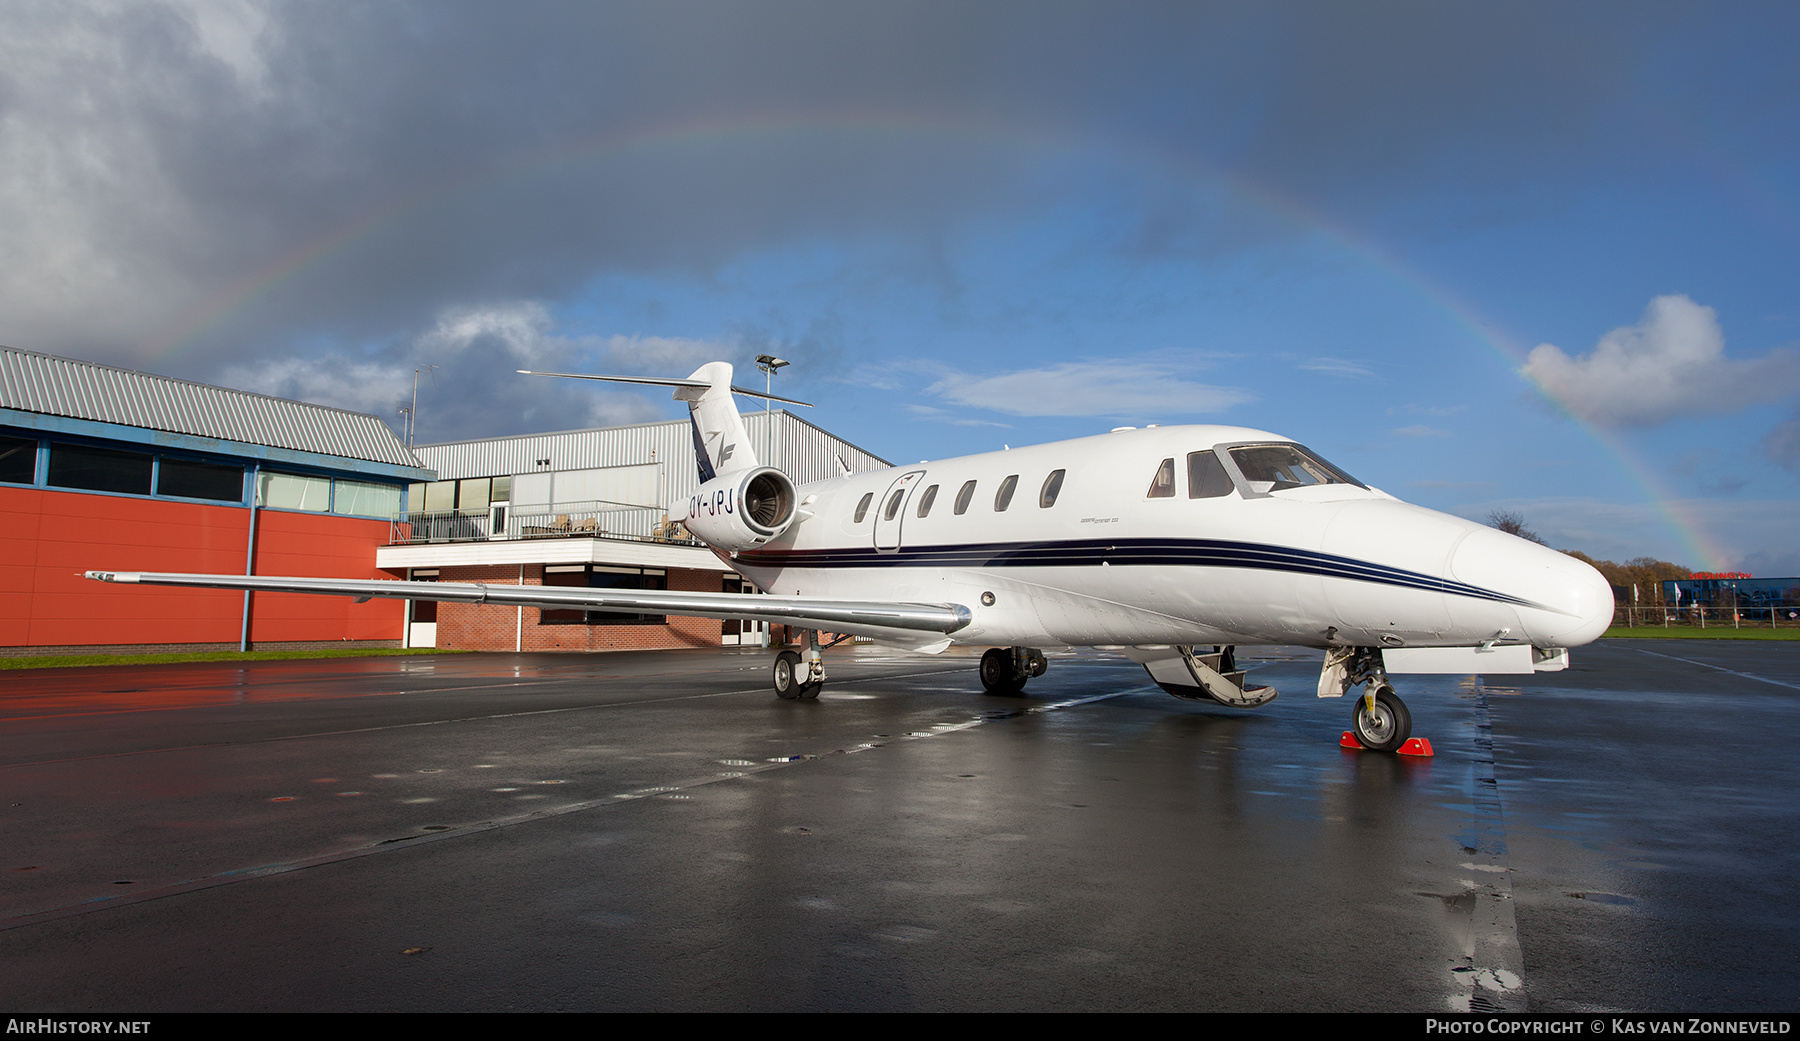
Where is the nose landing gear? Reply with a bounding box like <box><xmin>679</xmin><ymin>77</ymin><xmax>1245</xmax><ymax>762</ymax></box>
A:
<box><xmin>1320</xmin><ymin>647</ymin><xmax>1420</xmax><ymax>754</ymax></box>
<box><xmin>1349</xmin><ymin>684</ymin><xmax>1411</xmax><ymax>753</ymax></box>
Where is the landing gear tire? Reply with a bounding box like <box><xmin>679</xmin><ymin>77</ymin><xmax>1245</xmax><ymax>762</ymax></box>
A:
<box><xmin>1350</xmin><ymin>684</ymin><xmax>1411</xmax><ymax>753</ymax></box>
<box><xmin>980</xmin><ymin>647</ymin><xmax>1027</xmax><ymax>695</ymax></box>
<box><xmin>773</xmin><ymin>650</ymin><xmax>803</xmax><ymax>699</ymax></box>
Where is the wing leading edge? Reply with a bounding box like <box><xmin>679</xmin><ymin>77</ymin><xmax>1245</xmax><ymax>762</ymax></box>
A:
<box><xmin>83</xmin><ymin>571</ymin><xmax>972</xmax><ymax>639</ymax></box>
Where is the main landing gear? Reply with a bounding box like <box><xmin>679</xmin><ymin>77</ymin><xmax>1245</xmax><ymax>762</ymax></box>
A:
<box><xmin>979</xmin><ymin>646</ymin><xmax>1047</xmax><ymax>694</ymax></box>
<box><xmin>771</xmin><ymin>629</ymin><xmax>845</xmax><ymax>699</ymax></box>
<box><xmin>771</xmin><ymin>649</ymin><xmax>818</xmax><ymax>699</ymax></box>
<box><xmin>1320</xmin><ymin>646</ymin><xmax>1414</xmax><ymax>753</ymax></box>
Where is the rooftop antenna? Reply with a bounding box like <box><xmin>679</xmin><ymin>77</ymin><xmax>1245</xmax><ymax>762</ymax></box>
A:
<box><xmin>756</xmin><ymin>354</ymin><xmax>789</xmax><ymax>469</ymax></box>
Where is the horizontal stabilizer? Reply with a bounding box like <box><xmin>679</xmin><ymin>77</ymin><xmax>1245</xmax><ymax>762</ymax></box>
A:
<box><xmin>517</xmin><ymin>370</ymin><xmax>813</xmax><ymax>407</ymax></box>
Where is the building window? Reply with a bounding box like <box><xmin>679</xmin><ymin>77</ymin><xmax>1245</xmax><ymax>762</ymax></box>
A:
<box><xmin>157</xmin><ymin>458</ymin><xmax>245</xmax><ymax>502</ymax></box>
<box><xmin>258</xmin><ymin>472</ymin><xmax>332</xmax><ymax>511</ymax></box>
<box><xmin>409</xmin><ymin>569</ymin><xmax>439</xmax><ymax>623</ymax></box>
<box><xmin>333</xmin><ymin>479</ymin><xmax>402</xmax><ymax>518</ymax></box>
<box><xmin>419</xmin><ymin>480</ymin><xmax>457</xmax><ymax>512</ymax></box>
<box><xmin>0</xmin><ymin>435</ymin><xmax>36</xmax><ymax>485</ymax></box>
<box><xmin>540</xmin><ymin>565</ymin><xmax>667</xmax><ymax>625</ymax></box>
<box><xmin>48</xmin><ymin>443</ymin><xmax>152</xmax><ymax>495</ymax></box>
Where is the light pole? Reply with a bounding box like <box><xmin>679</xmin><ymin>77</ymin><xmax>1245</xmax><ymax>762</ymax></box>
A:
<box><xmin>755</xmin><ymin>354</ymin><xmax>788</xmax><ymax>468</ymax></box>
<box><xmin>404</xmin><ymin>364</ymin><xmax>438</xmax><ymax>448</ymax></box>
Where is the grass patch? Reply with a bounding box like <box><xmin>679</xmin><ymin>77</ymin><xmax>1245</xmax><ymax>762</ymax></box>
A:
<box><xmin>1603</xmin><ymin>626</ymin><xmax>1800</xmax><ymax>641</ymax></box>
<box><xmin>0</xmin><ymin>647</ymin><xmax>469</xmax><ymax>670</ymax></box>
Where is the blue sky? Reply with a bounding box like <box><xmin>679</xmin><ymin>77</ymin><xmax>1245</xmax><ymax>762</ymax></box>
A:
<box><xmin>2</xmin><ymin>2</ymin><xmax>1797</xmax><ymax>572</ymax></box>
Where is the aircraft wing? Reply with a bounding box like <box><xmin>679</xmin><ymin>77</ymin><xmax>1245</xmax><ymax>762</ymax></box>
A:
<box><xmin>83</xmin><ymin>571</ymin><xmax>972</xmax><ymax>637</ymax></box>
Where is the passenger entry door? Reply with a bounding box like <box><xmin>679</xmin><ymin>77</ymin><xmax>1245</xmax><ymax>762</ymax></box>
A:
<box><xmin>873</xmin><ymin>470</ymin><xmax>926</xmax><ymax>553</ymax></box>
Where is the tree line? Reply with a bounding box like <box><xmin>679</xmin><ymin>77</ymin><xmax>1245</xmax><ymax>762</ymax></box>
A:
<box><xmin>1485</xmin><ymin>510</ymin><xmax>1688</xmax><ymax>601</ymax></box>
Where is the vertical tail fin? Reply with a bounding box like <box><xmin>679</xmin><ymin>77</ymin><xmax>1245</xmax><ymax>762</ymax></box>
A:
<box><xmin>675</xmin><ymin>362</ymin><xmax>757</xmax><ymax>481</ymax></box>
<box><xmin>516</xmin><ymin>362</ymin><xmax>811</xmax><ymax>483</ymax></box>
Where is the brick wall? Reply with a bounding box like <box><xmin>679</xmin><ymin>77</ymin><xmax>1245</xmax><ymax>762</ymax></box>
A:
<box><xmin>433</xmin><ymin>563</ymin><xmax>725</xmax><ymax>652</ymax></box>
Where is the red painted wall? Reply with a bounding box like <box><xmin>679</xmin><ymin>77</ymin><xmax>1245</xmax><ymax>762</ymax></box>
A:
<box><xmin>1</xmin><ymin>486</ymin><xmax>403</xmax><ymax>648</ymax></box>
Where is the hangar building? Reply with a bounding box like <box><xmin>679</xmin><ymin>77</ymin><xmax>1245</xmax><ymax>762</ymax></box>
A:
<box><xmin>0</xmin><ymin>346</ymin><xmax>432</xmax><ymax>655</ymax></box>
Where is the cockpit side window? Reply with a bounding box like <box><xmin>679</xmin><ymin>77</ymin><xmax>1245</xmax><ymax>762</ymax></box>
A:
<box><xmin>853</xmin><ymin>491</ymin><xmax>874</xmax><ymax>522</ymax></box>
<box><xmin>954</xmin><ymin>480</ymin><xmax>976</xmax><ymax>515</ymax></box>
<box><xmin>1187</xmin><ymin>452</ymin><xmax>1233</xmax><ymax>499</ymax></box>
<box><xmin>1147</xmin><ymin>458</ymin><xmax>1176</xmax><ymax>498</ymax></box>
<box><xmin>994</xmin><ymin>474</ymin><xmax>1019</xmax><ymax>511</ymax></box>
<box><xmin>1227</xmin><ymin>443</ymin><xmax>1364</xmax><ymax>492</ymax></box>
<box><xmin>1039</xmin><ymin>469</ymin><xmax>1065</xmax><ymax>508</ymax></box>
<box><xmin>916</xmin><ymin>484</ymin><xmax>939</xmax><ymax>518</ymax></box>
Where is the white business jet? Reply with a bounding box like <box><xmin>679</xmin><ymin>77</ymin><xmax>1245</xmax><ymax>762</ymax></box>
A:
<box><xmin>87</xmin><ymin>362</ymin><xmax>1613</xmax><ymax>753</ymax></box>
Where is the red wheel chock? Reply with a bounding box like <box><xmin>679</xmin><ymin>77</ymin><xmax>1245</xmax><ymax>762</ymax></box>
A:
<box><xmin>1338</xmin><ymin>732</ymin><xmax>1435</xmax><ymax>757</ymax></box>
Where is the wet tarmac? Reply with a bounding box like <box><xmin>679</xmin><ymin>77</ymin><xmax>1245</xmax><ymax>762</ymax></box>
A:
<box><xmin>1</xmin><ymin>639</ymin><xmax>1796</xmax><ymax>1012</ymax></box>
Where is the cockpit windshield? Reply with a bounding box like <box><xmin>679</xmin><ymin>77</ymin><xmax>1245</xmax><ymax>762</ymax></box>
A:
<box><xmin>1227</xmin><ymin>443</ymin><xmax>1364</xmax><ymax>492</ymax></box>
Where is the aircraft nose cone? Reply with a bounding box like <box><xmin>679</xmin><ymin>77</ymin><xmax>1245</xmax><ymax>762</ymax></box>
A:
<box><xmin>1451</xmin><ymin>529</ymin><xmax>1615</xmax><ymax>647</ymax></box>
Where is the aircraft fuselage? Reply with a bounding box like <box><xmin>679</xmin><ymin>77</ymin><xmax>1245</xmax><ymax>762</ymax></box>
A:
<box><xmin>729</xmin><ymin>424</ymin><xmax>1613</xmax><ymax>654</ymax></box>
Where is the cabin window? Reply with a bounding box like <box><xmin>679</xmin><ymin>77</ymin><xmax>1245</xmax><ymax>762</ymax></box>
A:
<box><xmin>853</xmin><ymin>491</ymin><xmax>874</xmax><ymax>523</ymax></box>
<box><xmin>916</xmin><ymin>484</ymin><xmax>939</xmax><ymax>518</ymax></box>
<box><xmin>1187</xmin><ymin>452</ymin><xmax>1234</xmax><ymax>499</ymax></box>
<box><xmin>1147</xmin><ymin>458</ymin><xmax>1175</xmax><ymax>498</ymax></box>
<box><xmin>0</xmin><ymin>435</ymin><xmax>37</xmax><ymax>485</ymax></box>
<box><xmin>1228</xmin><ymin>443</ymin><xmax>1364</xmax><ymax>492</ymax></box>
<box><xmin>954</xmin><ymin>480</ymin><xmax>976</xmax><ymax>515</ymax></box>
<box><xmin>1039</xmin><ymin>469</ymin><xmax>1065</xmax><ymax>508</ymax></box>
<box><xmin>883</xmin><ymin>487</ymin><xmax>906</xmax><ymax>521</ymax></box>
<box><xmin>994</xmin><ymin>474</ymin><xmax>1019</xmax><ymax>511</ymax></box>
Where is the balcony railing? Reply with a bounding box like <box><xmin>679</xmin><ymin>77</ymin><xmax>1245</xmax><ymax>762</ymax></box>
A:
<box><xmin>390</xmin><ymin>501</ymin><xmax>699</xmax><ymax>546</ymax></box>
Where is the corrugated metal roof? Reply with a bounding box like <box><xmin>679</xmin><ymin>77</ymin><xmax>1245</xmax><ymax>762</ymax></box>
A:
<box><xmin>0</xmin><ymin>345</ymin><xmax>419</xmax><ymax>467</ymax></box>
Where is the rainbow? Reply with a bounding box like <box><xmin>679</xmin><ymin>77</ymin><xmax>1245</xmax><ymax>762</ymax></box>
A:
<box><xmin>136</xmin><ymin>112</ymin><xmax>1732</xmax><ymax>570</ymax></box>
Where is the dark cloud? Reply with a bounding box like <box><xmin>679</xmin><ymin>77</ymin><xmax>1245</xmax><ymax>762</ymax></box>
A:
<box><xmin>0</xmin><ymin>1</ymin><xmax>1782</xmax><ymax>396</ymax></box>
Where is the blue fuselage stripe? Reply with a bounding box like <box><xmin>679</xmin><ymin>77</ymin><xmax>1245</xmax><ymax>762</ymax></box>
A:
<box><xmin>736</xmin><ymin>537</ymin><xmax>1540</xmax><ymax>608</ymax></box>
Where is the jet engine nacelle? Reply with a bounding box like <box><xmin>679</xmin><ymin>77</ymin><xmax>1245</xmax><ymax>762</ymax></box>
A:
<box><xmin>683</xmin><ymin>466</ymin><xmax>799</xmax><ymax>550</ymax></box>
